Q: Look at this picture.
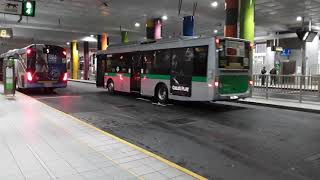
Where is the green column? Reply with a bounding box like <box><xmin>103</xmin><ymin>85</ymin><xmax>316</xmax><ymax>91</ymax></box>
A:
<box><xmin>240</xmin><ymin>0</ymin><xmax>255</xmax><ymax>42</ymax></box>
<box><xmin>121</xmin><ymin>31</ymin><xmax>129</xmax><ymax>43</ymax></box>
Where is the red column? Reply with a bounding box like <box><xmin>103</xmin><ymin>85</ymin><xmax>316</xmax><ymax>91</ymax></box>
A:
<box><xmin>83</xmin><ymin>41</ymin><xmax>89</xmax><ymax>80</ymax></box>
<box><xmin>224</xmin><ymin>0</ymin><xmax>239</xmax><ymax>38</ymax></box>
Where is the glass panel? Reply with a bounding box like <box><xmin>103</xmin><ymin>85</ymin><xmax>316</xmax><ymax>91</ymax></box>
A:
<box><xmin>218</xmin><ymin>40</ymin><xmax>250</xmax><ymax>70</ymax></box>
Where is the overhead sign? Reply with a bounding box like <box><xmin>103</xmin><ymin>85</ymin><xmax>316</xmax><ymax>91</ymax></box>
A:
<box><xmin>271</xmin><ymin>46</ymin><xmax>283</xmax><ymax>52</ymax></box>
<box><xmin>0</xmin><ymin>0</ymin><xmax>22</xmax><ymax>15</ymax></box>
<box><xmin>0</xmin><ymin>28</ymin><xmax>13</xmax><ymax>38</ymax></box>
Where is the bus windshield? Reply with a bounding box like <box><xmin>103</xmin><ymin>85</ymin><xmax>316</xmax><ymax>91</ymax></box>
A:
<box><xmin>28</xmin><ymin>45</ymin><xmax>67</xmax><ymax>81</ymax></box>
<box><xmin>218</xmin><ymin>39</ymin><xmax>250</xmax><ymax>70</ymax></box>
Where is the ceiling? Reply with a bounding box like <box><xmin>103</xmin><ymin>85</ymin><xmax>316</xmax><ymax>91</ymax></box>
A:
<box><xmin>0</xmin><ymin>0</ymin><xmax>320</xmax><ymax>53</ymax></box>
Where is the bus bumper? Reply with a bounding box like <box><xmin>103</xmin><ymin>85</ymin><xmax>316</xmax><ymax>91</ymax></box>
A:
<box><xmin>25</xmin><ymin>82</ymin><xmax>67</xmax><ymax>89</ymax></box>
<box><xmin>214</xmin><ymin>91</ymin><xmax>252</xmax><ymax>101</ymax></box>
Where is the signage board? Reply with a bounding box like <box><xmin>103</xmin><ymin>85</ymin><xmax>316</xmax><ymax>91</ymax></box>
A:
<box><xmin>0</xmin><ymin>0</ymin><xmax>22</xmax><ymax>15</ymax></box>
<box><xmin>225</xmin><ymin>40</ymin><xmax>245</xmax><ymax>57</ymax></box>
<box><xmin>271</xmin><ymin>46</ymin><xmax>283</xmax><ymax>52</ymax></box>
<box><xmin>0</xmin><ymin>28</ymin><xmax>13</xmax><ymax>38</ymax></box>
<box><xmin>4</xmin><ymin>57</ymin><xmax>15</xmax><ymax>95</ymax></box>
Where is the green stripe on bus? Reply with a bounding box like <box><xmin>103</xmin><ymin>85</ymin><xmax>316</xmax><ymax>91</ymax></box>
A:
<box><xmin>146</xmin><ymin>74</ymin><xmax>171</xmax><ymax>80</ymax></box>
<box><xmin>105</xmin><ymin>73</ymin><xmax>131</xmax><ymax>77</ymax></box>
<box><xmin>192</xmin><ymin>76</ymin><xmax>207</xmax><ymax>82</ymax></box>
<box><xmin>143</xmin><ymin>74</ymin><xmax>207</xmax><ymax>82</ymax></box>
<box><xmin>105</xmin><ymin>72</ymin><xmax>117</xmax><ymax>76</ymax></box>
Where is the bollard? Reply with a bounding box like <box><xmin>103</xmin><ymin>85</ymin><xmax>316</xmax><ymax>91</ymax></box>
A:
<box><xmin>266</xmin><ymin>75</ymin><xmax>269</xmax><ymax>99</ymax></box>
<box><xmin>299</xmin><ymin>76</ymin><xmax>303</xmax><ymax>103</ymax></box>
<box><xmin>318</xmin><ymin>76</ymin><xmax>320</xmax><ymax>97</ymax></box>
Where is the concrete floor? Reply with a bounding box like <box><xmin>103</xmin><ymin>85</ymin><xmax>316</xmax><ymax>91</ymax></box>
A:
<box><xmin>25</xmin><ymin>81</ymin><xmax>320</xmax><ymax>180</ymax></box>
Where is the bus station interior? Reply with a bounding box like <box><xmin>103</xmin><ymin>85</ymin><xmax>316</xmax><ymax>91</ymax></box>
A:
<box><xmin>1</xmin><ymin>0</ymin><xmax>320</xmax><ymax>180</ymax></box>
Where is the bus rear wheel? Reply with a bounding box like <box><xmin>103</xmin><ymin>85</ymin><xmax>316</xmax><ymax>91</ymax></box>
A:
<box><xmin>155</xmin><ymin>84</ymin><xmax>168</xmax><ymax>104</ymax></box>
<box><xmin>107</xmin><ymin>81</ymin><xmax>115</xmax><ymax>94</ymax></box>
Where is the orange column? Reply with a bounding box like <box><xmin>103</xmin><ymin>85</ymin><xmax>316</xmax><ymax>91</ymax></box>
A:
<box><xmin>224</xmin><ymin>0</ymin><xmax>239</xmax><ymax>38</ymax></box>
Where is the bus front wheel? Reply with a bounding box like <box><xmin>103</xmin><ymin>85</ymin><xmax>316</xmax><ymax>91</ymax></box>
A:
<box><xmin>107</xmin><ymin>80</ymin><xmax>115</xmax><ymax>94</ymax></box>
<box><xmin>155</xmin><ymin>84</ymin><xmax>168</xmax><ymax>104</ymax></box>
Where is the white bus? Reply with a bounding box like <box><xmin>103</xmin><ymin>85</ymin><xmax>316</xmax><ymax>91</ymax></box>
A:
<box><xmin>0</xmin><ymin>44</ymin><xmax>68</xmax><ymax>90</ymax></box>
<box><xmin>96</xmin><ymin>37</ymin><xmax>253</xmax><ymax>103</ymax></box>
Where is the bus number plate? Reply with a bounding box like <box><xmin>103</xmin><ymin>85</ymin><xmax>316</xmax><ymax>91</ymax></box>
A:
<box><xmin>230</xmin><ymin>96</ymin><xmax>239</xmax><ymax>100</ymax></box>
<box><xmin>48</xmin><ymin>54</ymin><xmax>58</xmax><ymax>63</ymax></box>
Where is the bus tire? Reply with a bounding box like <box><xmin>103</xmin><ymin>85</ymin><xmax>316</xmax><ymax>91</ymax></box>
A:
<box><xmin>107</xmin><ymin>80</ymin><xmax>115</xmax><ymax>94</ymax></box>
<box><xmin>155</xmin><ymin>83</ymin><xmax>168</xmax><ymax>104</ymax></box>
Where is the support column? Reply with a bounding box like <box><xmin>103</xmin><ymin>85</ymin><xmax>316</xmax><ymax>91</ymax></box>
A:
<box><xmin>183</xmin><ymin>16</ymin><xmax>195</xmax><ymax>36</ymax></box>
<box><xmin>146</xmin><ymin>18</ymin><xmax>162</xmax><ymax>40</ymax></box>
<box><xmin>224</xmin><ymin>0</ymin><xmax>239</xmax><ymax>38</ymax></box>
<box><xmin>97</xmin><ymin>35</ymin><xmax>102</xmax><ymax>50</ymax></box>
<box><xmin>71</xmin><ymin>41</ymin><xmax>79</xmax><ymax>79</ymax></box>
<box><xmin>121</xmin><ymin>31</ymin><xmax>129</xmax><ymax>43</ymax></box>
<box><xmin>97</xmin><ymin>33</ymin><xmax>108</xmax><ymax>50</ymax></box>
<box><xmin>83</xmin><ymin>41</ymin><xmax>89</xmax><ymax>80</ymax></box>
<box><xmin>146</xmin><ymin>19</ymin><xmax>155</xmax><ymax>40</ymax></box>
<box><xmin>154</xmin><ymin>19</ymin><xmax>162</xmax><ymax>40</ymax></box>
<box><xmin>240</xmin><ymin>0</ymin><xmax>255</xmax><ymax>42</ymax></box>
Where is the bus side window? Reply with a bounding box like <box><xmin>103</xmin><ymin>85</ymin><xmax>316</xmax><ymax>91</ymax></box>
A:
<box><xmin>142</xmin><ymin>51</ymin><xmax>154</xmax><ymax>74</ymax></box>
<box><xmin>193</xmin><ymin>46</ymin><xmax>208</xmax><ymax>76</ymax></box>
<box><xmin>154</xmin><ymin>49</ymin><xmax>171</xmax><ymax>75</ymax></box>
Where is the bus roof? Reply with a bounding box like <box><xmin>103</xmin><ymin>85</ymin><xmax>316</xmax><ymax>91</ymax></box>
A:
<box><xmin>0</xmin><ymin>44</ymin><xmax>60</xmax><ymax>58</ymax></box>
<box><xmin>97</xmin><ymin>36</ymin><xmax>250</xmax><ymax>55</ymax></box>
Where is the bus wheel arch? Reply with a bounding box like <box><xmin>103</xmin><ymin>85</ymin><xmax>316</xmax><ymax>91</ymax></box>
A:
<box><xmin>106</xmin><ymin>78</ymin><xmax>115</xmax><ymax>94</ymax></box>
<box><xmin>154</xmin><ymin>82</ymin><xmax>169</xmax><ymax>104</ymax></box>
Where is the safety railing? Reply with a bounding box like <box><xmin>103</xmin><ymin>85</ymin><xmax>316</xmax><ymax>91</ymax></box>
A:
<box><xmin>252</xmin><ymin>74</ymin><xmax>320</xmax><ymax>103</ymax></box>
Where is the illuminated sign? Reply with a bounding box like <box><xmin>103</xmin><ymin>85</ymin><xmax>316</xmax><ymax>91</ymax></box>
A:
<box><xmin>0</xmin><ymin>0</ymin><xmax>22</xmax><ymax>15</ymax></box>
<box><xmin>0</xmin><ymin>28</ymin><xmax>13</xmax><ymax>39</ymax></box>
<box><xmin>22</xmin><ymin>1</ymin><xmax>35</xmax><ymax>17</ymax></box>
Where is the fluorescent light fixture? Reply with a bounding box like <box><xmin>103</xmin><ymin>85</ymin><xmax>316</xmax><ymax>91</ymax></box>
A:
<box><xmin>211</xmin><ymin>1</ymin><xmax>218</xmax><ymax>7</ymax></box>
<box><xmin>296</xmin><ymin>16</ymin><xmax>302</xmax><ymax>22</ymax></box>
<box><xmin>303</xmin><ymin>32</ymin><xmax>309</xmax><ymax>41</ymax></box>
<box><xmin>135</xmin><ymin>22</ymin><xmax>140</xmax><ymax>27</ymax></box>
<box><xmin>82</xmin><ymin>36</ymin><xmax>97</xmax><ymax>42</ymax></box>
<box><xmin>162</xmin><ymin>15</ymin><xmax>168</xmax><ymax>20</ymax></box>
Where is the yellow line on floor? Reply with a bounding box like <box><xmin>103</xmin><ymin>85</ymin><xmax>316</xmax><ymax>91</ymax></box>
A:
<box><xmin>20</xmin><ymin>93</ymin><xmax>208</xmax><ymax>180</ymax></box>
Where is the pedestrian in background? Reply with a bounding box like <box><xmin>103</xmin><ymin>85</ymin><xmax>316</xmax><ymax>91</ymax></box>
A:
<box><xmin>270</xmin><ymin>67</ymin><xmax>277</xmax><ymax>85</ymax></box>
<box><xmin>260</xmin><ymin>67</ymin><xmax>267</xmax><ymax>86</ymax></box>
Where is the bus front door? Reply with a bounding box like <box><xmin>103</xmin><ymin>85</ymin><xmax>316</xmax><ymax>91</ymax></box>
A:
<box><xmin>130</xmin><ymin>53</ymin><xmax>142</xmax><ymax>92</ymax></box>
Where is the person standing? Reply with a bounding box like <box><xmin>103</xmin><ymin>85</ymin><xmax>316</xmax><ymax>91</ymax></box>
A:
<box><xmin>260</xmin><ymin>67</ymin><xmax>267</xmax><ymax>86</ymax></box>
<box><xmin>270</xmin><ymin>67</ymin><xmax>277</xmax><ymax>85</ymax></box>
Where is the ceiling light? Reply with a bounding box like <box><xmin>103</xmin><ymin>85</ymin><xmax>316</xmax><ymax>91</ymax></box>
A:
<box><xmin>211</xmin><ymin>1</ymin><xmax>218</xmax><ymax>7</ymax></box>
<box><xmin>162</xmin><ymin>15</ymin><xmax>168</xmax><ymax>21</ymax></box>
<box><xmin>82</xmin><ymin>36</ymin><xmax>97</xmax><ymax>42</ymax></box>
<box><xmin>297</xmin><ymin>16</ymin><xmax>302</xmax><ymax>22</ymax></box>
<box><xmin>303</xmin><ymin>32</ymin><xmax>309</xmax><ymax>41</ymax></box>
<box><xmin>214</xmin><ymin>29</ymin><xmax>218</xmax><ymax>34</ymax></box>
<box><xmin>90</xmin><ymin>34</ymin><xmax>94</xmax><ymax>37</ymax></box>
<box><xmin>135</xmin><ymin>22</ymin><xmax>140</xmax><ymax>27</ymax></box>
<box><xmin>66</xmin><ymin>42</ymin><xmax>70</xmax><ymax>45</ymax></box>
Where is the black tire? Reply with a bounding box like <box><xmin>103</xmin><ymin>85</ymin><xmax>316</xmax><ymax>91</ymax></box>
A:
<box><xmin>155</xmin><ymin>84</ymin><xmax>168</xmax><ymax>104</ymax></box>
<box><xmin>107</xmin><ymin>80</ymin><xmax>115</xmax><ymax>94</ymax></box>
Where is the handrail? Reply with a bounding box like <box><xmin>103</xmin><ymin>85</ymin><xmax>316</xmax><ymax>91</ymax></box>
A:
<box><xmin>252</xmin><ymin>74</ymin><xmax>320</xmax><ymax>103</ymax></box>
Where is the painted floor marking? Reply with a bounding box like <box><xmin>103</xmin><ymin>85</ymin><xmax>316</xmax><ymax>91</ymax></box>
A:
<box><xmin>19</xmin><ymin>92</ymin><xmax>207</xmax><ymax>180</ymax></box>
